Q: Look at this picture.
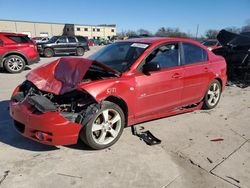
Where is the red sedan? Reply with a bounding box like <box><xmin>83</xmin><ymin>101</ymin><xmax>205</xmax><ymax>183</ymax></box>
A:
<box><xmin>10</xmin><ymin>38</ymin><xmax>227</xmax><ymax>149</ymax></box>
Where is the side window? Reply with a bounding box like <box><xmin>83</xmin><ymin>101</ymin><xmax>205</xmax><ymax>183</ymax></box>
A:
<box><xmin>0</xmin><ymin>39</ymin><xmax>3</xmax><ymax>45</ymax></box>
<box><xmin>7</xmin><ymin>35</ymin><xmax>31</xmax><ymax>43</ymax></box>
<box><xmin>57</xmin><ymin>36</ymin><xmax>67</xmax><ymax>43</ymax></box>
<box><xmin>68</xmin><ymin>36</ymin><xmax>77</xmax><ymax>43</ymax></box>
<box><xmin>76</xmin><ymin>36</ymin><xmax>87</xmax><ymax>43</ymax></box>
<box><xmin>145</xmin><ymin>43</ymin><xmax>179</xmax><ymax>69</ymax></box>
<box><xmin>183</xmin><ymin>43</ymin><xmax>208</xmax><ymax>64</ymax></box>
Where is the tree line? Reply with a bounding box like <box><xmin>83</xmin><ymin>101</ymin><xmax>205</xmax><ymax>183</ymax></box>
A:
<box><xmin>118</xmin><ymin>19</ymin><xmax>250</xmax><ymax>40</ymax></box>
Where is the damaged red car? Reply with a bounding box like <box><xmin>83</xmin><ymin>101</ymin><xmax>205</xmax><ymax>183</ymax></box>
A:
<box><xmin>9</xmin><ymin>38</ymin><xmax>227</xmax><ymax>149</ymax></box>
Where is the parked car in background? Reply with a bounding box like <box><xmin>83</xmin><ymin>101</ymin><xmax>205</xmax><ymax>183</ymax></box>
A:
<box><xmin>10</xmin><ymin>37</ymin><xmax>227</xmax><ymax>149</ymax></box>
<box><xmin>37</xmin><ymin>35</ymin><xmax>89</xmax><ymax>57</ymax></box>
<box><xmin>212</xmin><ymin>29</ymin><xmax>250</xmax><ymax>82</ymax></box>
<box><xmin>0</xmin><ymin>32</ymin><xmax>40</xmax><ymax>73</ymax></box>
<box><xmin>32</xmin><ymin>37</ymin><xmax>50</xmax><ymax>43</ymax></box>
<box><xmin>202</xmin><ymin>39</ymin><xmax>221</xmax><ymax>51</ymax></box>
<box><xmin>92</xmin><ymin>38</ymin><xmax>111</xmax><ymax>46</ymax></box>
<box><xmin>88</xmin><ymin>39</ymin><xmax>95</xmax><ymax>46</ymax></box>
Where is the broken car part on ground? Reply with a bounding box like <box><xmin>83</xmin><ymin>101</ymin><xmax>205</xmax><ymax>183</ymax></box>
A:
<box><xmin>10</xmin><ymin>38</ymin><xmax>227</xmax><ymax>149</ymax></box>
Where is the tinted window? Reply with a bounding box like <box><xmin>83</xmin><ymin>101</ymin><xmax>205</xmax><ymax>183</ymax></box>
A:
<box><xmin>89</xmin><ymin>42</ymin><xmax>149</xmax><ymax>72</ymax></box>
<box><xmin>183</xmin><ymin>43</ymin><xmax>208</xmax><ymax>64</ymax></box>
<box><xmin>0</xmin><ymin>39</ymin><xmax>3</xmax><ymax>45</ymax></box>
<box><xmin>57</xmin><ymin>36</ymin><xmax>67</xmax><ymax>43</ymax></box>
<box><xmin>76</xmin><ymin>36</ymin><xmax>87</xmax><ymax>43</ymax></box>
<box><xmin>7</xmin><ymin>35</ymin><xmax>31</xmax><ymax>43</ymax></box>
<box><xmin>145</xmin><ymin>43</ymin><xmax>179</xmax><ymax>69</ymax></box>
<box><xmin>68</xmin><ymin>36</ymin><xmax>77</xmax><ymax>43</ymax></box>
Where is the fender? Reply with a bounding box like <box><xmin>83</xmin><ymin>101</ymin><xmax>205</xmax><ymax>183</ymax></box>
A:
<box><xmin>77</xmin><ymin>77</ymin><xmax>137</xmax><ymax>121</ymax></box>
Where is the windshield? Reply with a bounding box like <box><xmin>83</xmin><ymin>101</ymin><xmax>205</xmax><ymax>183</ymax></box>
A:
<box><xmin>89</xmin><ymin>42</ymin><xmax>149</xmax><ymax>72</ymax></box>
<box><xmin>49</xmin><ymin>36</ymin><xmax>59</xmax><ymax>43</ymax></box>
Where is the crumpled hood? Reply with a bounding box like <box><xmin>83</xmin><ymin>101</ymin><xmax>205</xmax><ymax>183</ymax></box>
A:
<box><xmin>26</xmin><ymin>57</ymin><xmax>119</xmax><ymax>95</ymax></box>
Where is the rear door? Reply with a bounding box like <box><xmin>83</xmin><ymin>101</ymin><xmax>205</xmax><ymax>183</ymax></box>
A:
<box><xmin>54</xmin><ymin>36</ymin><xmax>68</xmax><ymax>53</ymax></box>
<box><xmin>67</xmin><ymin>36</ymin><xmax>78</xmax><ymax>53</ymax></box>
<box><xmin>135</xmin><ymin>42</ymin><xmax>184</xmax><ymax>118</ymax></box>
<box><xmin>181</xmin><ymin>42</ymin><xmax>210</xmax><ymax>106</ymax></box>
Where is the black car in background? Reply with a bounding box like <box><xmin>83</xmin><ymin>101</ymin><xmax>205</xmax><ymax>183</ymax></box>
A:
<box><xmin>37</xmin><ymin>36</ymin><xmax>89</xmax><ymax>57</ymax></box>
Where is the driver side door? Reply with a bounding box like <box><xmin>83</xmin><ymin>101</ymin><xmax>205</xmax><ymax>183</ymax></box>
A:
<box><xmin>134</xmin><ymin>42</ymin><xmax>184</xmax><ymax>119</ymax></box>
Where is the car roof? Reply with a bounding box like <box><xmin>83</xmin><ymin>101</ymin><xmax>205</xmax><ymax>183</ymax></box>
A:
<box><xmin>123</xmin><ymin>37</ymin><xmax>200</xmax><ymax>45</ymax></box>
<box><xmin>0</xmin><ymin>32</ymin><xmax>27</xmax><ymax>36</ymax></box>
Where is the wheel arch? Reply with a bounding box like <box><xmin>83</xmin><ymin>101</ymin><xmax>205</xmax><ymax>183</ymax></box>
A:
<box><xmin>1</xmin><ymin>51</ymin><xmax>28</xmax><ymax>67</ymax></box>
<box><xmin>103</xmin><ymin>95</ymin><xmax>128</xmax><ymax>126</ymax></box>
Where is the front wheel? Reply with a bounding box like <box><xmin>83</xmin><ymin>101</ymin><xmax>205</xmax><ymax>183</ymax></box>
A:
<box><xmin>202</xmin><ymin>79</ymin><xmax>222</xmax><ymax>109</ymax></box>
<box><xmin>80</xmin><ymin>101</ymin><xmax>125</xmax><ymax>149</ymax></box>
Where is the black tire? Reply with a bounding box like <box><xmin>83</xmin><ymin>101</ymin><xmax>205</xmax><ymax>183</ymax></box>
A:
<box><xmin>80</xmin><ymin>101</ymin><xmax>125</xmax><ymax>150</ymax></box>
<box><xmin>44</xmin><ymin>48</ymin><xmax>54</xmax><ymax>57</ymax></box>
<box><xmin>76</xmin><ymin>47</ymin><xmax>85</xmax><ymax>56</ymax></box>
<box><xmin>4</xmin><ymin>55</ymin><xmax>25</xmax><ymax>73</ymax></box>
<box><xmin>202</xmin><ymin>79</ymin><xmax>222</xmax><ymax>109</ymax></box>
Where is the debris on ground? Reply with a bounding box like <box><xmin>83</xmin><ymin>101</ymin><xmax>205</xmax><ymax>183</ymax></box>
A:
<box><xmin>131</xmin><ymin>126</ymin><xmax>161</xmax><ymax>145</ymax></box>
<box><xmin>210</xmin><ymin>138</ymin><xmax>224</xmax><ymax>142</ymax></box>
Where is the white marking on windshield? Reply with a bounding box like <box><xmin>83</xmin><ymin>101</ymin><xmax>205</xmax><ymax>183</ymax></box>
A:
<box><xmin>131</xmin><ymin>43</ymin><xmax>149</xmax><ymax>49</ymax></box>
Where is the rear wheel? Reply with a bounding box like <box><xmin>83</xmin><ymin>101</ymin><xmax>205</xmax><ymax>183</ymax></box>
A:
<box><xmin>4</xmin><ymin>55</ymin><xmax>25</xmax><ymax>73</ymax></box>
<box><xmin>76</xmin><ymin>47</ymin><xmax>85</xmax><ymax>56</ymax></box>
<box><xmin>202</xmin><ymin>79</ymin><xmax>221</xmax><ymax>109</ymax></box>
<box><xmin>80</xmin><ymin>101</ymin><xmax>125</xmax><ymax>150</ymax></box>
<box><xmin>44</xmin><ymin>48</ymin><xmax>54</xmax><ymax>57</ymax></box>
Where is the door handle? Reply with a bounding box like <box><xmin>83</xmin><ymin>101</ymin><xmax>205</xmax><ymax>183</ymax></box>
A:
<box><xmin>204</xmin><ymin>67</ymin><xmax>209</xmax><ymax>72</ymax></box>
<box><xmin>172</xmin><ymin>73</ymin><xmax>182</xmax><ymax>78</ymax></box>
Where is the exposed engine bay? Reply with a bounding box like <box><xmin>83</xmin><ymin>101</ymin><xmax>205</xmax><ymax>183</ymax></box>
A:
<box><xmin>12</xmin><ymin>80</ymin><xmax>100</xmax><ymax>124</ymax></box>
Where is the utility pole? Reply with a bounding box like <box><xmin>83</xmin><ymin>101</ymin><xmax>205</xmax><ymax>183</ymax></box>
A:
<box><xmin>195</xmin><ymin>24</ymin><xmax>199</xmax><ymax>39</ymax></box>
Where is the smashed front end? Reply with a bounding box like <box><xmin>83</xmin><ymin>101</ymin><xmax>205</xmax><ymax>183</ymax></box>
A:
<box><xmin>9</xmin><ymin>58</ymin><xmax>118</xmax><ymax>145</ymax></box>
<box><xmin>9</xmin><ymin>80</ymin><xmax>98</xmax><ymax>145</ymax></box>
<box><xmin>212</xmin><ymin>30</ymin><xmax>250</xmax><ymax>86</ymax></box>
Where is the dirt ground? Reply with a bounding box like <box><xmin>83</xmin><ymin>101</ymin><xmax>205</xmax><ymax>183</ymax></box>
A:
<box><xmin>0</xmin><ymin>46</ymin><xmax>249</xmax><ymax>188</ymax></box>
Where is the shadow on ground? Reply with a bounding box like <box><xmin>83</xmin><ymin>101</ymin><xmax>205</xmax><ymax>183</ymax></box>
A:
<box><xmin>0</xmin><ymin>100</ymin><xmax>58</xmax><ymax>151</ymax></box>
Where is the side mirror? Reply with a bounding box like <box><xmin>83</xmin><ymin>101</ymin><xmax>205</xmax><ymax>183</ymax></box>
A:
<box><xmin>143</xmin><ymin>62</ymin><xmax>161</xmax><ymax>74</ymax></box>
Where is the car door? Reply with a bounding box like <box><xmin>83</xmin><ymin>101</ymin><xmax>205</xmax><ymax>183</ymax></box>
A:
<box><xmin>180</xmin><ymin>42</ymin><xmax>210</xmax><ymax>106</ymax></box>
<box><xmin>135</xmin><ymin>42</ymin><xmax>184</xmax><ymax>118</ymax></box>
<box><xmin>54</xmin><ymin>36</ymin><xmax>68</xmax><ymax>54</ymax></box>
<box><xmin>67</xmin><ymin>36</ymin><xmax>78</xmax><ymax>53</ymax></box>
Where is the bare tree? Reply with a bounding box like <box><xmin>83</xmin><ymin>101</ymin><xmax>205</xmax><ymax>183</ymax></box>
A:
<box><xmin>155</xmin><ymin>27</ymin><xmax>189</xmax><ymax>38</ymax></box>
<box><xmin>205</xmin><ymin>29</ymin><xmax>219</xmax><ymax>39</ymax></box>
<box><xmin>137</xmin><ymin>29</ymin><xmax>152</xmax><ymax>36</ymax></box>
<box><xmin>242</xmin><ymin>19</ymin><xmax>250</xmax><ymax>32</ymax></box>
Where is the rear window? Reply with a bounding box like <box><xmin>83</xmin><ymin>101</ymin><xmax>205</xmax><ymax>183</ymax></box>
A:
<box><xmin>183</xmin><ymin>43</ymin><xmax>208</xmax><ymax>64</ymax></box>
<box><xmin>6</xmin><ymin>35</ymin><xmax>31</xmax><ymax>43</ymax></box>
<box><xmin>76</xmin><ymin>36</ymin><xmax>87</xmax><ymax>43</ymax></box>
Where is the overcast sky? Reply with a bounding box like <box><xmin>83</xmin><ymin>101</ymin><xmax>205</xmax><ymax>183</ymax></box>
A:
<box><xmin>0</xmin><ymin>0</ymin><xmax>249</xmax><ymax>36</ymax></box>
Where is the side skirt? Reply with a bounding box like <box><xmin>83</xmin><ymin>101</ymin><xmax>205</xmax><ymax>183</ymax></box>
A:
<box><xmin>129</xmin><ymin>102</ymin><xmax>203</xmax><ymax>126</ymax></box>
